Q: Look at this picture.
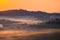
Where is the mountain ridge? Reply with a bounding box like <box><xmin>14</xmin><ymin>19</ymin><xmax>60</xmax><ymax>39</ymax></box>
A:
<box><xmin>0</xmin><ymin>9</ymin><xmax>60</xmax><ymax>21</ymax></box>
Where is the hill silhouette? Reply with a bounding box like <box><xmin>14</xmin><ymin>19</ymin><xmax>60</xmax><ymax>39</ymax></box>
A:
<box><xmin>0</xmin><ymin>9</ymin><xmax>60</xmax><ymax>30</ymax></box>
<box><xmin>0</xmin><ymin>9</ymin><xmax>60</xmax><ymax>21</ymax></box>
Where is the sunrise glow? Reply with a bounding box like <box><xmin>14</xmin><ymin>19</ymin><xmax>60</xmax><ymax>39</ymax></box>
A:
<box><xmin>0</xmin><ymin>0</ymin><xmax>60</xmax><ymax>13</ymax></box>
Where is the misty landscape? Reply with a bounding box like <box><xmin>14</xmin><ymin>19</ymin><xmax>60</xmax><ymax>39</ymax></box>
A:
<box><xmin>0</xmin><ymin>9</ymin><xmax>60</xmax><ymax>40</ymax></box>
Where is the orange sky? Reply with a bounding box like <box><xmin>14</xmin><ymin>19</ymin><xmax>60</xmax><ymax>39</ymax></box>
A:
<box><xmin>0</xmin><ymin>0</ymin><xmax>60</xmax><ymax>13</ymax></box>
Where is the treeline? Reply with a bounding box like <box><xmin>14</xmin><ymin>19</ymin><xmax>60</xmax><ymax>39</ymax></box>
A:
<box><xmin>46</xmin><ymin>18</ymin><xmax>60</xmax><ymax>24</ymax></box>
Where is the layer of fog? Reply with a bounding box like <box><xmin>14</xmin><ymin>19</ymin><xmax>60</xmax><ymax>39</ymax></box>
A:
<box><xmin>0</xmin><ymin>16</ymin><xmax>43</xmax><ymax>24</ymax></box>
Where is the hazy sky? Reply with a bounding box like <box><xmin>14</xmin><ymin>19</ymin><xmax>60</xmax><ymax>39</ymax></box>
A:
<box><xmin>0</xmin><ymin>0</ymin><xmax>60</xmax><ymax>13</ymax></box>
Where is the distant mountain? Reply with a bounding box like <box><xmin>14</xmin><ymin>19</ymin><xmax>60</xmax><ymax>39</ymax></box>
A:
<box><xmin>0</xmin><ymin>9</ymin><xmax>48</xmax><ymax>16</ymax></box>
<box><xmin>0</xmin><ymin>9</ymin><xmax>60</xmax><ymax>21</ymax></box>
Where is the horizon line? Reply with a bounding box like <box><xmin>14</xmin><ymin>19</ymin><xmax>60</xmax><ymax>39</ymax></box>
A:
<box><xmin>0</xmin><ymin>9</ymin><xmax>60</xmax><ymax>13</ymax></box>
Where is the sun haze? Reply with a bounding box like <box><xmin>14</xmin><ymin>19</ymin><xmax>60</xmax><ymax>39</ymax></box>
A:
<box><xmin>0</xmin><ymin>0</ymin><xmax>60</xmax><ymax>13</ymax></box>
